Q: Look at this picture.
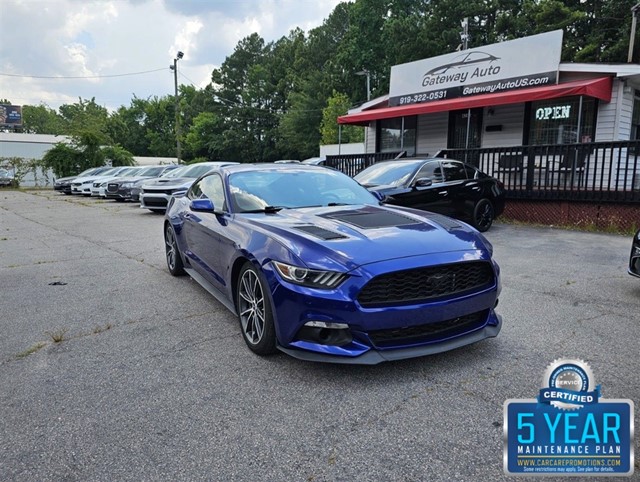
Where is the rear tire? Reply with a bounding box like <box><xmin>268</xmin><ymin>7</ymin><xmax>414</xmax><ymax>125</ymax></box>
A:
<box><xmin>472</xmin><ymin>199</ymin><xmax>494</xmax><ymax>232</ymax></box>
<box><xmin>164</xmin><ymin>223</ymin><xmax>185</xmax><ymax>276</ymax></box>
<box><xmin>236</xmin><ymin>262</ymin><xmax>277</xmax><ymax>355</ymax></box>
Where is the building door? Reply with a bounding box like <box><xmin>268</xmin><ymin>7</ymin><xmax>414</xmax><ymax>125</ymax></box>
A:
<box><xmin>448</xmin><ymin>108</ymin><xmax>483</xmax><ymax>164</ymax></box>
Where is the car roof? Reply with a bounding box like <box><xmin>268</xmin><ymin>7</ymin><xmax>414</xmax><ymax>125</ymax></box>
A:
<box><xmin>216</xmin><ymin>163</ymin><xmax>328</xmax><ymax>175</ymax></box>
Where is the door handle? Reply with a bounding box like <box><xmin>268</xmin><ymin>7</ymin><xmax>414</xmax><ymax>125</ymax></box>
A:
<box><xmin>438</xmin><ymin>191</ymin><xmax>448</xmax><ymax>196</ymax></box>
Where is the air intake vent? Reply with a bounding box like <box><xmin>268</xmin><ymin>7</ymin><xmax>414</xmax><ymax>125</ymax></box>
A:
<box><xmin>294</xmin><ymin>225</ymin><xmax>346</xmax><ymax>240</ymax></box>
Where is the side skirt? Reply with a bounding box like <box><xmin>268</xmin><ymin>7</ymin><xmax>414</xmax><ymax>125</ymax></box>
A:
<box><xmin>184</xmin><ymin>267</ymin><xmax>237</xmax><ymax>315</ymax></box>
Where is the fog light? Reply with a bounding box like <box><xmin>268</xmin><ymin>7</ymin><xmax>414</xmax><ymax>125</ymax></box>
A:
<box><xmin>304</xmin><ymin>321</ymin><xmax>349</xmax><ymax>329</ymax></box>
<box><xmin>297</xmin><ymin>321</ymin><xmax>352</xmax><ymax>346</ymax></box>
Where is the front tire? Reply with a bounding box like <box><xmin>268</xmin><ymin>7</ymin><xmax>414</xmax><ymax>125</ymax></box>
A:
<box><xmin>236</xmin><ymin>262</ymin><xmax>277</xmax><ymax>355</ymax></box>
<box><xmin>164</xmin><ymin>223</ymin><xmax>185</xmax><ymax>276</ymax></box>
<box><xmin>472</xmin><ymin>198</ymin><xmax>495</xmax><ymax>232</ymax></box>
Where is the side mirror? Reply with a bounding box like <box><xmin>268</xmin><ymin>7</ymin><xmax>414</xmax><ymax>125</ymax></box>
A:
<box><xmin>190</xmin><ymin>198</ymin><xmax>216</xmax><ymax>213</ymax></box>
<box><xmin>413</xmin><ymin>178</ymin><xmax>433</xmax><ymax>188</ymax></box>
<box><xmin>371</xmin><ymin>191</ymin><xmax>387</xmax><ymax>202</ymax></box>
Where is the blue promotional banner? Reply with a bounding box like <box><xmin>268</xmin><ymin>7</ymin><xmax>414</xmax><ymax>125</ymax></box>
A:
<box><xmin>504</xmin><ymin>399</ymin><xmax>634</xmax><ymax>476</ymax></box>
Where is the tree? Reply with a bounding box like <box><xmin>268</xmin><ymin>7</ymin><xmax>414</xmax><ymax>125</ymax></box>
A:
<box><xmin>320</xmin><ymin>91</ymin><xmax>364</xmax><ymax>144</ymax></box>
<box><xmin>59</xmin><ymin>97</ymin><xmax>110</xmax><ymax>136</ymax></box>
<box><xmin>183</xmin><ymin>112</ymin><xmax>226</xmax><ymax>160</ymax></box>
<box><xmin>41</xmin><ymin>143</ymin><xmax>85</xmax><ymax>178</ymax></box>
<box><xmin>21</xmin><ymin>104</ymin><xmax>66</xmax><ymax>134</ymax></box>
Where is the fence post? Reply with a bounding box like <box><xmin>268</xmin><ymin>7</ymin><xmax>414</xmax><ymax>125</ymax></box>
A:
<box><xmin>525</xmin><ymin>146</ymin><xmax>535</xmax><ymax>191</ymax></box>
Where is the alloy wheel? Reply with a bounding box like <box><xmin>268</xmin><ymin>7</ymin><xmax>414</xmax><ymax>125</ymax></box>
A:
<box><xmin>238</xmin><ymin>269</ymin><xmax>265</xmax><ymax>345</ymax></box>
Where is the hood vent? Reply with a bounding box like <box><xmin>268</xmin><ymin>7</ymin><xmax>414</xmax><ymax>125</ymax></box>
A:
<box><xmin>321</xmin><ymin>210</ymin><xmax>419</xmax><ymax>230</ymax></box>
<box><xmin>427</xmin><ymin>214</ymin><xmax>463</xmax><ymax>230</ymax></box>
<box><xmin>295</xmin><ymin>225</ymin><xmax>347</xmax><ymax>240</ymax></box>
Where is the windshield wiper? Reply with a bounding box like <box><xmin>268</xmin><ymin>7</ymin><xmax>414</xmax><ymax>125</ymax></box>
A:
<box><xmin>242</xmin><ymin>205</ymin><xmax>285</xmax><ymax>213</ymax></box>
<box><xmin>327</xmin><ymin>202</ymin><xmax>351</xmax><ymax>206</ymax></box>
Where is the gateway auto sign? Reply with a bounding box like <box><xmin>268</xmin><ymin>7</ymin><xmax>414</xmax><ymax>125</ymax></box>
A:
<box><xmin>388</xmin><ymin>30</ymin><xmax>563</xmax><ymax>107</ymax></box>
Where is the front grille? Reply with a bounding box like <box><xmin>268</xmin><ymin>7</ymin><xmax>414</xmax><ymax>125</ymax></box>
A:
<box><xmin>144</xmin><ymin>189</ymin><xmax>174</xmax><ymax>195</ymax></box>
<box><xmin>367</xmin><ymin>309</ymin><xmax>489</xmax><ymax>348</ymax></box>
<box><xmin>143</xmin><ymin>198</ymin><xmax>168</xmax><ymax>207</ymax></box>
<box><xmin>358</xmin><ymin>261</ymin><xmax>494</xmax><ymax>307</ymax></box>
<box><xmin>107</xmin><ymin>183</ymin><xmax>119</xmax><ymax>192</ymax></box>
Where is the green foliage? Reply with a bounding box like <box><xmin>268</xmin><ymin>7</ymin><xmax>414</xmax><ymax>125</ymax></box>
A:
<box><xmin>102</xmin><ymin>145</ymin><xmax>135</xmax><ymax>167</ymax></box>
<box><xmin>59</xmin><ymin>97</ymin><xmax>110</xmax><ymax>136</ymax></box>
<box><xmin>22</xmin><ymin>104</ymin><xmax>66</xmax><ymax>134</ymax></box>
<box><xmin>184</xmin><ymin>112</ymin><xmax>225</xmax><ymax>160</ymax></box>
<box><xmin>41</xmin><ymin>144</ymin><xmax>85</xmax><ymax>178</ymax></box>
<box><xmin>321</xmin><ymin>91</ymin><xmax>364</xmax><ymax>144</ymax></box>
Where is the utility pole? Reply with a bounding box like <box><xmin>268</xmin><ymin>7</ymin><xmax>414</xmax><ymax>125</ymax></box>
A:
<box><xmin>170</xmin><ymin>51</ymin><xmax>184</xmax><ymax>163</ymax></box>
<box><xmin>629</xmin><ymin>4</ymin><xmax>640</xmax><ymax>62</ymax></box>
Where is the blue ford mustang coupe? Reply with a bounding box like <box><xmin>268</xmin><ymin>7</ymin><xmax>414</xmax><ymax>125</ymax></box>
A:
<box><xmin>164</xmin><ymin>164</ymin><xmax>502</xmax><ymax>364</ymax></box>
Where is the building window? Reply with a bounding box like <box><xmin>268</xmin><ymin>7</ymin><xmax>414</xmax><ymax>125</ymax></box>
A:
<box><xmin>631</xmin><ymin>91</ymin><xmax>640</xmax><ymax>140</ymax></box>
<box><xmin>528</xmin><ymin>96</ymin><xmax>596</xmax><ymax>145</ymax></box>
<box><xmin>377</xmin><ymin>117</ymin><xmax>416</xmax><ymax>156</ymax></box>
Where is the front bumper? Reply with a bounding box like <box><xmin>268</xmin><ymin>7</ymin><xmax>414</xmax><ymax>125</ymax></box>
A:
<box><xmin>140</xmin><ymin>191</ymin><xmax>171</xmax><ymax>210</ymax></box>
<box><xmin>264</xmin><ymin>251</ymin><xmax>502</xmax><ymax>364</ymax></box>
<box><xmin>278</xmin><ymin>318</ymin><xmax>501</xmax><ymax>364</ymax></box>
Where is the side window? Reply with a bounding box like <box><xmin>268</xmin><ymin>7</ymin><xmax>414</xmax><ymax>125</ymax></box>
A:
<box><xmin>416</xmin><ymin>161</ymin><xmax>444</xmax><ymax>183</ymax></box>
<box><xmin>463</xmin><ymin>164</ymin><xmax>478</xmax><ymax>179</ymax></box>
<box><xmin>441</xmin><ymin>161</ymin><xmax>468</xmax><ymax>182</ymax></box>
<box><xmin>199</xmin><ymin>174</ymin><xmax>226</xmax><ymax>210</ymax></box>
<box><xmin>188</xmin><ymin>180</ymin><xmax>203</xmax><ymax>200</ymax></box>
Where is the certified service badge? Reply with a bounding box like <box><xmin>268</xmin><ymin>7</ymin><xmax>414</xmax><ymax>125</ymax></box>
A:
<box><xmin>504</xmin><ymin>359</ymin><xmax>634</xmax><ymax>476</ymax></box>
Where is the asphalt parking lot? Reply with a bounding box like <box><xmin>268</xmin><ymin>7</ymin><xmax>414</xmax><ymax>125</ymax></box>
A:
<box><xmin>1</xmin><ymin>190</ymin><xmax>638</xmax><ymax>481</ymax></box>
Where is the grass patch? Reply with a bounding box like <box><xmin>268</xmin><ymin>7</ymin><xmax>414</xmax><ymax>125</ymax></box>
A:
<box><xmin>16</xmin><ymin>342</ymin><xmax>47</xmax><ymax>359</ymax></box>
<box><xmin>46</xmin><ymin>328</ymin><xmax>68</xmax><ymax>343</ymax></box>
<box><xmin>93</xmin><ymin>323</ymin><xmax>113</xmax><ymax>334</ymax></box>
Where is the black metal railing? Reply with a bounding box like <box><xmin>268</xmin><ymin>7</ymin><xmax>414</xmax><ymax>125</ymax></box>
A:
<box><xmin>437</xmin><ymin>141</ymin><xmax>640</xmax><ymax>203</ymax></box>
<box><xmin>325</xmin><ymin>151</ymin><xmax>406</xmax><ymax>177</ymax></box>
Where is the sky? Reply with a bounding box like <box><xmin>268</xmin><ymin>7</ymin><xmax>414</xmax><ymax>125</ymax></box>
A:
<box><xmin>0</xmin><ymin>0</ymin><xmax>346</xmax><ymax>112</ymax></box>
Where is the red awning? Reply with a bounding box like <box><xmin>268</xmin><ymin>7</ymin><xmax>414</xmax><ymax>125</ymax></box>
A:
<box><xmin>338</xmin><ymin>76</ymin><xmax>613</xmax><ymax>125</ymax></box>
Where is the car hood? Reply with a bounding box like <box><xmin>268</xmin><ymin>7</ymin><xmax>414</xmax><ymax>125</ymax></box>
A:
<box><xmin>75</xmin><ymin>175</ymin><xmax>113</xmax><ymax>184</ymax></box>
<box><xmin>362</xmin><ymin>183</ymin><xmax>407</xmax><ymax>194</ymax></box>
<box><xmin>109</xmin><ymin>175</ymin><xmax>152</xmax><ymax>184</ymax></box>
<box><xmin>55</xmin><ymin>175</ymin><xmax>77</xmax><ymax>183</ymax></box>
<box><xmin>241</xmin><ymin>204</ymin><xmax>488</xmax><ymax>270</ymax></box>
<box><xmin>143</xmin><ymin>177</ymin><xmax>193</xmax><ymax>189</ymax></box>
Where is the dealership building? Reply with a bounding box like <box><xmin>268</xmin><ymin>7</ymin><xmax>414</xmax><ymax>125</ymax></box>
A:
<box><xmin>336</xmin><ymin>30</ymin><xmax>640</xmax><ymax>229</ymax></box>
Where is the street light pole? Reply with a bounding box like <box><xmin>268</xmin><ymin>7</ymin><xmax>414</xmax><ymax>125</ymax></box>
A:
<box><xmin>170</xmin><ymin>51</ymin><xmax>184</xmax><ymax>163</ymax></box>
<box><xmin>355</xmin><ymin>69</ymin><xmax>371</xmax><ymax>152</ymax></box>
<box><xmin>628</xmin><ymin>4</ymin><xmax>640</xmax><ymax>62</ymax></box>
<box><xmin>356</xmin><ymin>69</ymin><xmax>371</xmax><ymax>102</ymax></box>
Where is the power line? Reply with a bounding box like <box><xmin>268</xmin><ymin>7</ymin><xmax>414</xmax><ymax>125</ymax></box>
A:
<box><xmin>0</xmin><ymin>68</ymin><xmax>168</xmax><ymax>80</ymax></box>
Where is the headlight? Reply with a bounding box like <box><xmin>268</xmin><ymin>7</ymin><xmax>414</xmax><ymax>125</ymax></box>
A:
<box><xmin>272</xmin><ymin>261</ymin><xmax>347</xmax><ymax>289</ymax></box>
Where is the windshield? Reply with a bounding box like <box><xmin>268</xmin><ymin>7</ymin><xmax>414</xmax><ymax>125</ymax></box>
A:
<box><xmin>229</xmin><ymin>168</ymin><xmax>377</xmax><ymax>212</ymax></box>
<box><xmin>137</xmin><ymin>166</ymin><xmax>165</xmax><ymax>177</ymax></box>
<box><xmin>182</xmin><ymin>164</ymin><xmax>218</xmax><ymax>178</ymax></box>
<box><xmin>115</xmin><ymin>167</ymin><xmax>141</xmax><ymax>177</ymax></box>
<box><xmin>161</xmin><ymin>165</ymin><xmax>188</xmax><ymax>178</ymax></box>
<box><xmin>354</xmin><ymin>161</ymin><xmax>423</xmax><ymax>187</ymax></box>
<box><xmin>96</xmin><ymin>167</ymin><xmax>120</xmax><ymax>176</ymax></box>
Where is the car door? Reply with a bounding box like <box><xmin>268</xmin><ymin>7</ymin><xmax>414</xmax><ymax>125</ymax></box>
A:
<box><xmin>386</xmin><ymin>160</ymin><xmax>445</xmax><ymax>212</ymax></box>
<box><xmin>438</xmin><ymin>160</ymin><xmax>471</xmax><ymax>218</ymax></box>
<box><xmin>457</xmin><ymin>164</ymin><xmax>487</xmax><ymax>219</ymax></box>
<box><xmin>182</xmin><ymin>174</ymin><xmax>235</xmax><ymax>289</ymax></box>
